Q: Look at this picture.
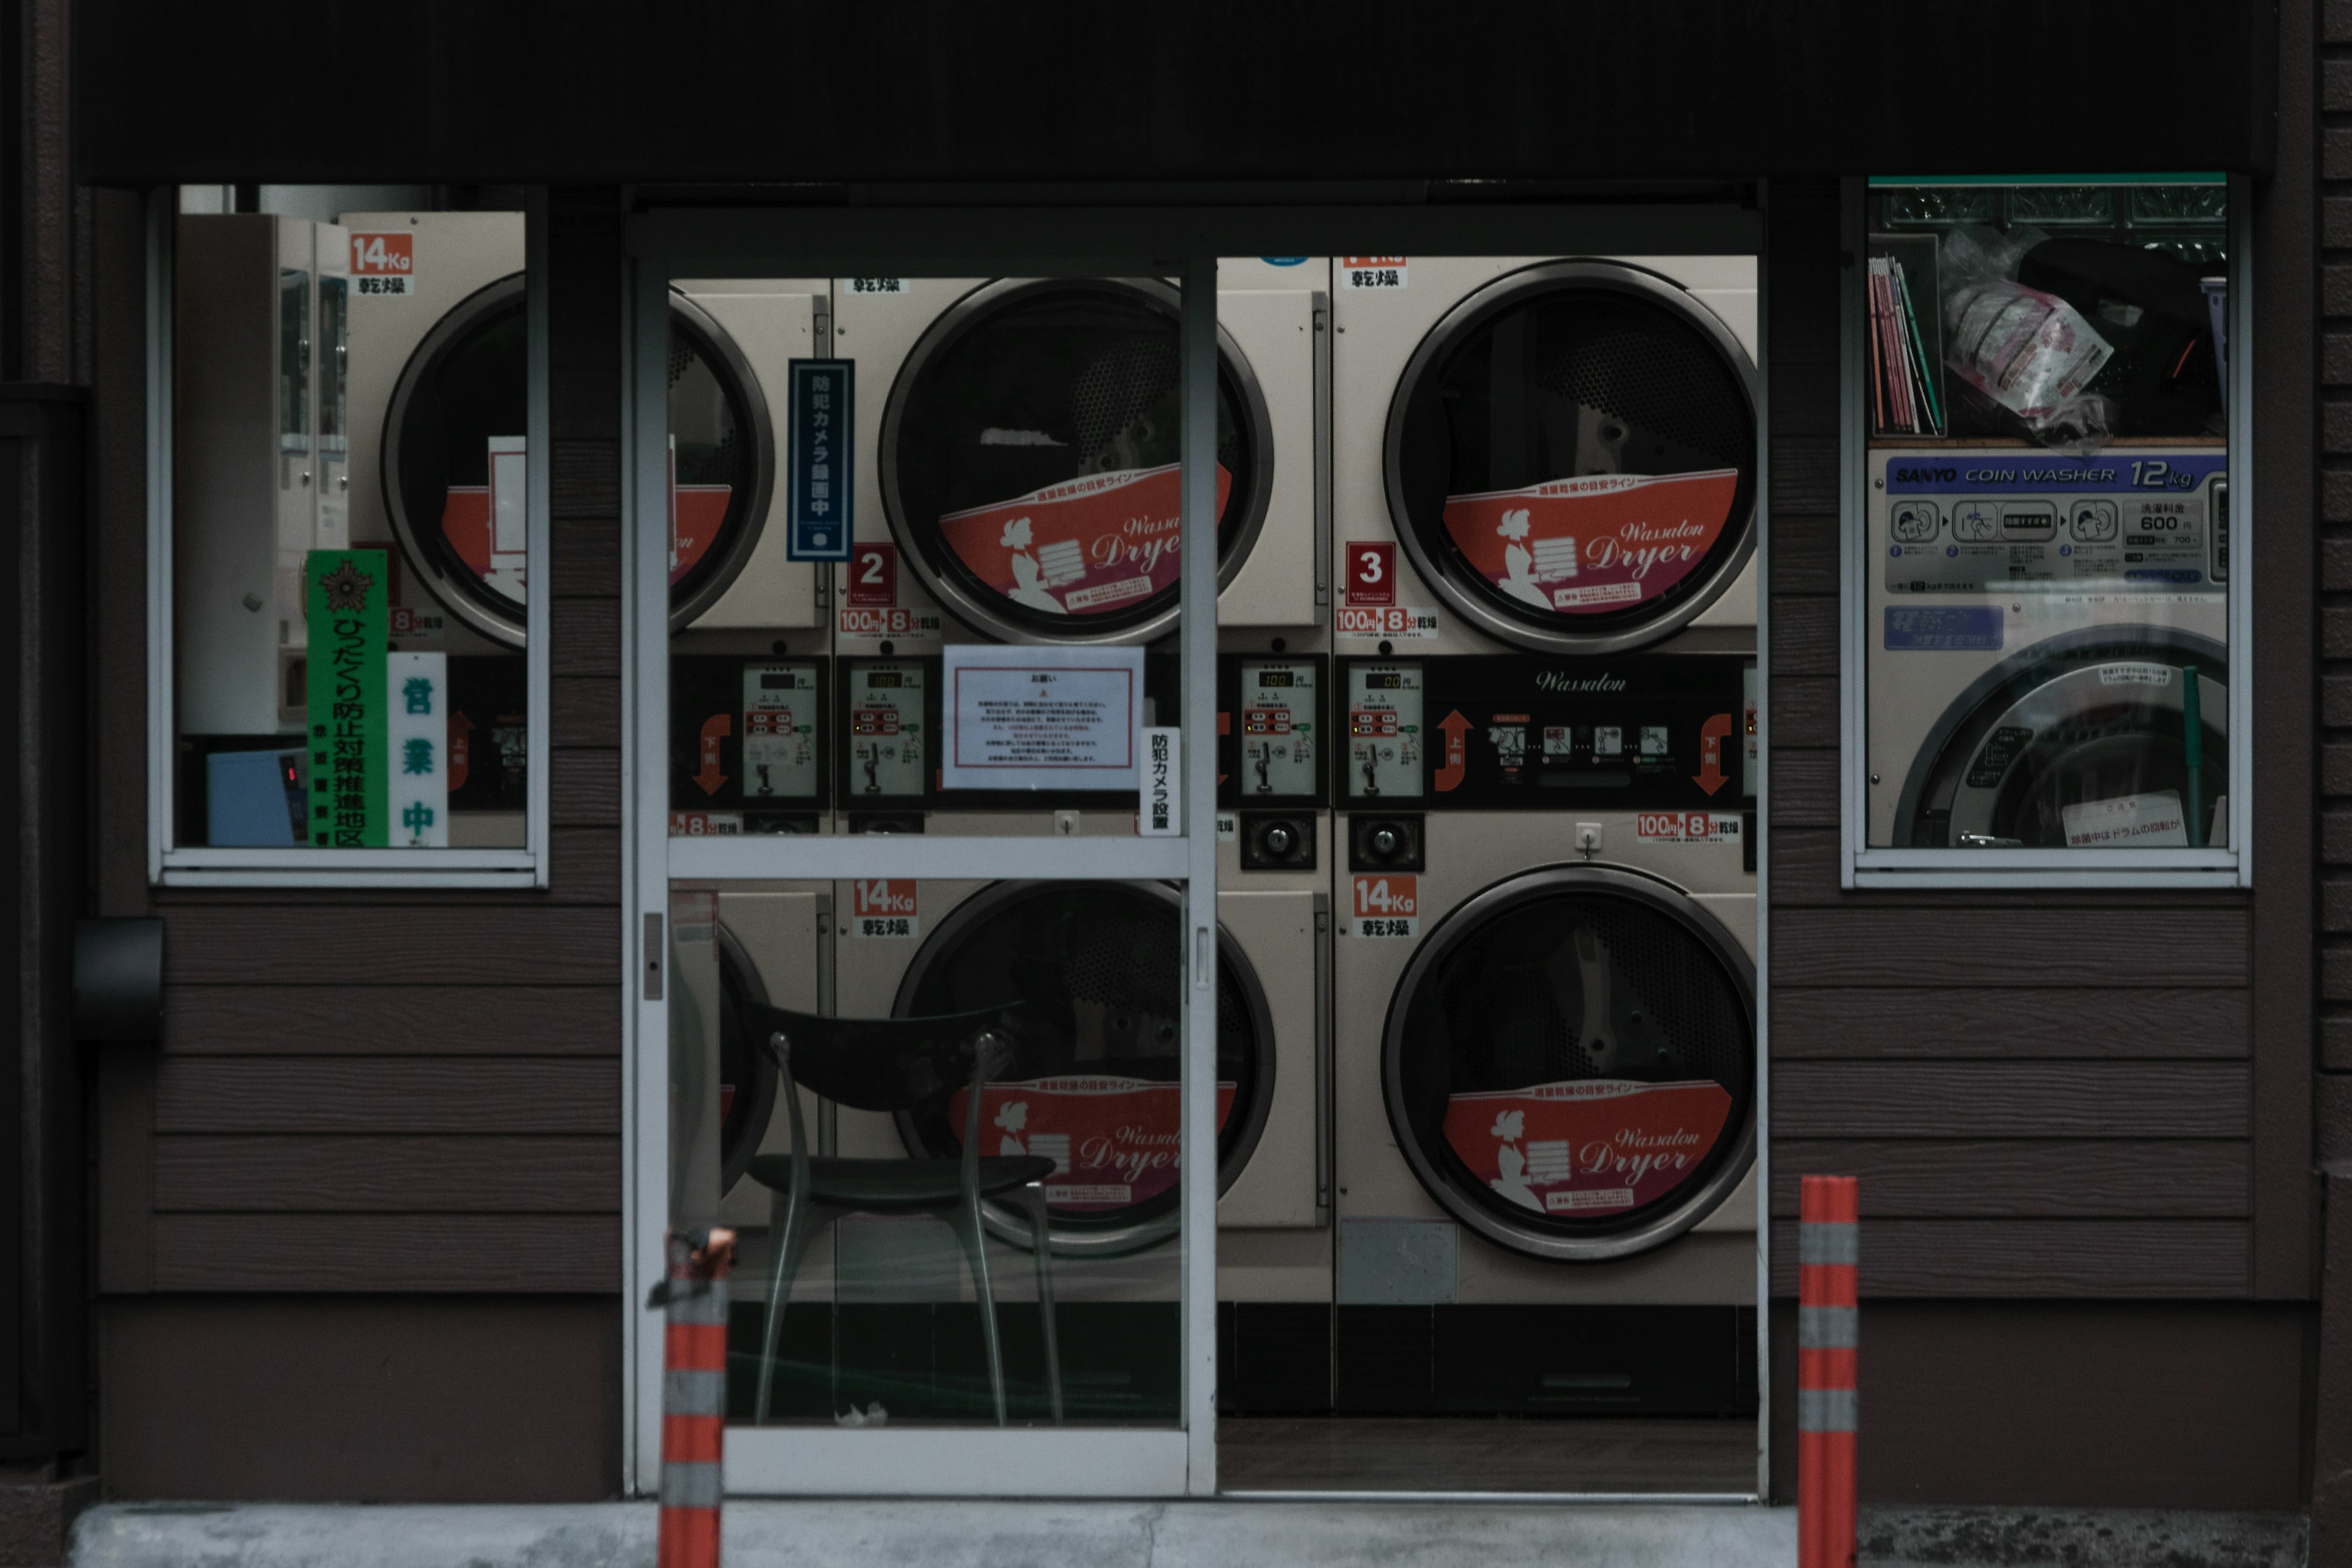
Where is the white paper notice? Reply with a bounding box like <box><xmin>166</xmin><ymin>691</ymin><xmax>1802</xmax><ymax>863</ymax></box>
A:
<box><xmin>943</xmin><ymin>644</ymin><xmax>1145</xmax><ymax>790</ymax></box>
<box><xmin>1140</xmin><ymin>727</ymin><xmax>1180</xmax><ymax>835</ymax></box>
<box><xmin>2061</xmin><ymin>790</ymin><xmax>2188</xmax><ymax>848</ymax></box>
<box><xmin>385</xmin><ymin>652</ymin><xmax>449</xmax><ymax>847</ymax></box>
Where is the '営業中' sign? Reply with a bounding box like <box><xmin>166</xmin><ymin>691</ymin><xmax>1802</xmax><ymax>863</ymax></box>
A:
<box><xmin>942</xmin><ymin>644</ymin><xmax>1143</xmax><ymax>790</ymax></box>
<box><xmin>786</xmin><ymin>359</ymin><xmax>853</xmax><ymax>562</ymax></box>
<box><xmin>306</xmin><ymin>549</ymin><xmax>389</xmax><ymax>846</ymax></box>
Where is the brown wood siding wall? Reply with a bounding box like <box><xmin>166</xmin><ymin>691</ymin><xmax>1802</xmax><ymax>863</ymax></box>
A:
<box><xmin>1763</xmin><ymin>174</ymin><xmax>2312</xmax><ymax>1302</ymax></box>
<box><xmin>89</xmin><ymin>189</ymin><xmax>628</xmax><ymax>1499</ymax></box>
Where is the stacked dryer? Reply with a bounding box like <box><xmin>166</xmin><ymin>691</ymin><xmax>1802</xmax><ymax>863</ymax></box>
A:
<box><xmin>1325</xmin><ymin>254</ymin><xmax>1762</xmax><ymax>1414</ymax></box>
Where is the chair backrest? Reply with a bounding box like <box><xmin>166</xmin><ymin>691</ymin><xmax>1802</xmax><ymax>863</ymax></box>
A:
<box><xmin>739</xmin><ymin>1001</ymin><xmax>1036</xmax><ymax>1114</ymax></box>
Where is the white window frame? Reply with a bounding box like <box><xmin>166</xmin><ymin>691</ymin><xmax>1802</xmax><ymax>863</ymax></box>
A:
<box><xmin>1840</xmin><ymin>173</ymin><xmax>2252</xmax><ymax>890</ymax></box>
<box><xmin>145</xmin><ymin>184</ymin><xmax>552</xmax><ymax>889</ymax></box>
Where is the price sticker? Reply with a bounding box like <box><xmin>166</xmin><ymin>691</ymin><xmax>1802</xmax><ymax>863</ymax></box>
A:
<box><xmin>1349</xmin><ymin>873</ymin><xmax>1419</xmax><ymax>938</ymax></box>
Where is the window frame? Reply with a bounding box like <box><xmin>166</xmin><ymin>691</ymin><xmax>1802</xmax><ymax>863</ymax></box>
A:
<box><xmin>146</xmin><ymin>186</ymin><xmax>552</xmax><ymax>889</ymax></box>
<box><xmin>1839</xmin><ymin>173</ymin><xmax>2252</xmax><ymax>890</ymax></box>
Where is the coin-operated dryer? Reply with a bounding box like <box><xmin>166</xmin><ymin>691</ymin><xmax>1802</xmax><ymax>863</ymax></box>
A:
<box><xmin>1330</xmin><ymin>255</ymin><xmax>1758</xmax><ymax>658</ymax></box>
<box><xmin>1330</xmin><ymin>649</ymin><xmax>1758</xmax><ymax>1413</ymax></box>
<box><xmin>830</xmin><ymin>260</ymin><xmax>1327</xmax><ymax>652</ymax></box>
<box><xmin>1866</xmin><ymin>445</ymin><xmax>2230</xmax><ymax>849</ymax></box>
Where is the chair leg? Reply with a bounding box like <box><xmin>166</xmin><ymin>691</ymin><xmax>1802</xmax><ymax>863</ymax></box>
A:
<box><xmin>946</xmin><ymin>1195</ymin><xmax>1008</xmax><ymax>1427</ymax></box>
<box><xmin>755</xmin><ymin>1186</ymin><xmax>820</xmax><ymax>1427</ymax></box>
<box><xmin>1019</xmin><ymin>1185</ymin><xmax>1065</xmax><ymax>1425</ymax></box>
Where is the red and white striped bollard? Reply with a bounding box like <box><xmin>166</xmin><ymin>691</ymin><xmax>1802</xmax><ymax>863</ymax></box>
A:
<box><xmin>658</xmin><ymin>1227</ymin><xmax>734</xmax><ymax>1568</ymax></box>
<box><xmin>1798</xmin><ymin>1176</ymin><xmax>1857</xmax><ymax>1568</ymax></box>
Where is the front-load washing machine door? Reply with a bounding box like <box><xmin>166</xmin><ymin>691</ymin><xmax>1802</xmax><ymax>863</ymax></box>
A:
<box><xmin>878</xmin><ymin>278</ymin><xmax>1275</xmax><ymax>645</ymax></box>
<box><xmin>1387</xmin><ymin>262</ymin><xmax>1758</xmax><ymax>655</ymax></box>
<box><xmin>891</xmin><ymin>881</ymin><xmax>1275</xmax><ymax>1255</ymax></box>
<box><xmin>714</xmin><ymin>923</ymin><xmax>782</xmax><ymax>1196</ymax></box>
<box><xmin>1384</xmin><ymin>865</ymin><xmax>1756</xmax><ymax>1261</ymax></box>
<box><xmin>1898</xmin><ymin>630</ymin><xmax>2229</xmax><ymax>848</ymax></box>
<box><xmin>383</xmin><ymin>280</ymin><xmax>773</xmax><ymax>646</ymax></box>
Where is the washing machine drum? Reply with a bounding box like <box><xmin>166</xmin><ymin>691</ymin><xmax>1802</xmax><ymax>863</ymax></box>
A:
<box><xmin>1384</xmin><ymin>867</ymin><xmax>1755</xmax><ymax>1260</ymax></box>
<box><xmin>891</xmin><ymin>882</ymin><xmax>1274</xmax><ymax>1254</ymax></box>
<box><xmin>383</xmin><ymin>279</ymin><xmax>772</xmax><ymax>646</ymax></box>
<box><xmin>880</xmin><ymin>277</ymin><xmax>1275</xmax><ymax>645</ymax></box>
<box><xmin>1387</xmin><ymin>261</ymin><xmax>1758</xmax><ymax>655</ymax></box>
<box><xmin>1899</xmin><ymin>635</ymin><xmax>2229</xmax><ymax>848</ymax></box>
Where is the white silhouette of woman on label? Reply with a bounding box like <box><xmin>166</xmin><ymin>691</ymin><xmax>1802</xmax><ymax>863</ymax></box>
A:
<box><xmin>1488</xmin><ymin>1109</ymin><xmax>1540</xmax><ymax>1212</ymax></box>
<box><xmin>995</xmin><ymin>1100</ymin><xmax>1030</xmax><ymax>1158</ymax></box>
<box><xmin>1000</xmin><ymin>516</ymin><xmax>1066</xmax><ymax>612</ymax></box>
<box><xmin>1496</xmin><ymin>508</ymin><xmax>1551</xmax><ymax>608</ymax></box>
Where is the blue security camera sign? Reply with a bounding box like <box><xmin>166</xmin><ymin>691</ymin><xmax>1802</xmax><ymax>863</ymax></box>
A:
<box><xmin>785</xmin><ymin>359</ymin><xmax>853</xmax><ymax>562</ymax></box>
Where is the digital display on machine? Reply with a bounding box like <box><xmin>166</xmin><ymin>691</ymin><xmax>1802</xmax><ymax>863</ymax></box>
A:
<box><xmin>741</xmin><ymin>663</ymin><xmax>820</xmax><ymax>801</ymax></box>
<box><xmin>1347</xmin><ymin>663</ymin><xmax>1423</xmax><ymax>799</ymax></box>
<box><xmin>1236</xmin><ymin>660</ymin><xmax>1318</xmax><ymax>797</ymax></box>
<box><xmin>1881</xmin><ymin>451</ymin><xmax>2227</xmax><ymax>595</ymax></box>
<box><xmin>846</xmin><ymin>661</ymin><xmax>926</xmax><ymax>798</ymax></box>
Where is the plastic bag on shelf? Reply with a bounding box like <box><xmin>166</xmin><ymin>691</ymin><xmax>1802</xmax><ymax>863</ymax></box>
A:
<box><xmin>1937</xmin><ymin>224</ymin><xmax>2116</xmax><ymax>453</ymax></box>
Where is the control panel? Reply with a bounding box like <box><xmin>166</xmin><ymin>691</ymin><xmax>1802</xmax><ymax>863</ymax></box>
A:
<box><xmin>843</xmin><ymin>660</ymin><xmax>928</xmax><ymax>801</ymax></box>
<box><xmin>1217</xmin><ymin>655</ymin><xmax>1326</xmax><ymax>806</ymax></box>
<box><xmin>1877</xmin><ymin>448</ymin><xmax>2227</xmax><ymax>595</ymax></box>
<box><xmin>1339</xmin><ymin>655</ymin><xmax>1751</xmax><ymax>810</ymax></box>
<box><xmin>668</xmin><ymin>656</ymin><xmax>828</xmax><ymax>832</ymax></box>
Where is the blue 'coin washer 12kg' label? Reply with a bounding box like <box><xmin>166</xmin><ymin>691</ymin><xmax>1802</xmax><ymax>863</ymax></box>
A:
<box><xmin>785</xmin><ymin>358</ymin><xmax>853</xmax><ymax>562</ymax></box>
<box><xmin>1878</xmin><ymin>450</ymin><xmax>2226</xmax><ymax>596</ymax></box>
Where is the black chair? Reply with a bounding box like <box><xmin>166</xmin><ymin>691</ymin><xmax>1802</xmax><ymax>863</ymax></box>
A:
<box><xmin>739</xmin><ymin>1001</ymin><xmax>1064</xmax><ymax>1427</ymax></box>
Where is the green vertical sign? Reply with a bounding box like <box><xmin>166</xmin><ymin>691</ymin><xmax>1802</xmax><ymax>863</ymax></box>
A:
<box><xmin>305</xmin><ymin>549</ymin><xmax>389</xmax><ymax>846</ymax></box>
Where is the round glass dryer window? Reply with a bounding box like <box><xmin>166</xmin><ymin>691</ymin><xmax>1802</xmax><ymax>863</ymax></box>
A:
<box><xmin>1898</xmin><ymin>635</ymin><xmax>2230</xmax><ymax>848</ymax></box>
<box><xmin>1386</xmin><ymin>262</ymin><xmax>1758</xmax><ymax>655</ymax></box>
<box><xmin>893</xmin><ymin>882</ymin><xmax>1273</xmax><ymax>1255</ymax></box>
<box><xmin>715</xmin><ymin>925</ymin><xmax>781</xmax><ymax>1196</ymax></box>
<box><xmin>1384</xmin><ymin>869</ymin><xmax>1755</xmax><ymax>1261</ymax></box>
<box><xmin>383</xmin><ymin>280</ymin><xmax>772</xmax><ymax>646</ymax></box>
<box><xmin>880</xmin><ymin>278</ymin><xmax>1274</xmax><ymax>645</ymax></box>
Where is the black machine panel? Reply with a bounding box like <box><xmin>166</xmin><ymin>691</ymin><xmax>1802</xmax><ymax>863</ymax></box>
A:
<box><xmin>1338</xmin><ymin>654</ymin><xmax>1751</xmax><ymax>810</ymax></box>
<box><xmin>669</xmin><ymin>655</ymin><xmax>830</xmax><ymax>832</ymax></box>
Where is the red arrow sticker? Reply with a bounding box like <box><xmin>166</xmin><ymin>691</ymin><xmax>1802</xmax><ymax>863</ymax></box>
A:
<box><xmin>1434</xmin><ymin>710</ymin><xmax>1470</xmax><ymax>793</ymax></box>
<box><xmin>696</xmin><ymin>715</ymin><xmax>731</xmax><ymax>796</ymax></box>
<box><xmin>1694</xmin><ymin>712</ymin><xmax>1733</xmax><ymax>796</ymax></box>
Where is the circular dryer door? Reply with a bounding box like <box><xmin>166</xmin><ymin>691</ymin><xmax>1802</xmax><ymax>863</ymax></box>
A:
<box><xmin>1384</xmin><ymin>865</ymin><xmax>1755</xmax><ymax>1261</ymax></box>
<box><xmin>878</xmin><ymin>278</ymin><xmax>1275</xmax><ymax>645</ymax></box>
<box><xmin>892</xmin><ymin>881</ymin><xmax>1274</xmax><ymax>1255</ymax></box>
<box><xmin>715</xmin><ymin>924</ymin><xmax>782</xmax><ymax>1196</ymax></box>
<box><xmin>1386</xmin><ymin>262</ymin><xmax>1758</xmax><ymax>655</ymax></box>
<box><xmin>383</xmin><ymin>281</ymin><xmax>773</xmax><ymax>646</ymax></box>
<box><xmin>1897</xmin><ymin>632</ymin><xmax>2229</xmax><ymax>848</ymax></box>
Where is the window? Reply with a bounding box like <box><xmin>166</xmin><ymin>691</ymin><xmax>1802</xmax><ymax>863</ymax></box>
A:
<box><xmin>153</xmin><ymin>187</ymin><xmax>548</xmax><ymax>884</ymax></box>
<box><xmin>1846</xmin><ymin>175</ymin><xmax>2247</xmax><ymax>887</ymax></box>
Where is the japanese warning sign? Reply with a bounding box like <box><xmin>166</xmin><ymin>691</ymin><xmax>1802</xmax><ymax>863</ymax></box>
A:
<box><xmin>305</xmin><ymin>550</ymin><xmax>390</xmax><ymax>846</ymax></box>
<box><xmin>386</xmin><ymin>652</ymin><xmax>450</xmax><ymax>846</ymax></box>
<box><xmin>786</xmin><ymin>359</ymin><xmax>853</xmax><ymax>561</ymax></box>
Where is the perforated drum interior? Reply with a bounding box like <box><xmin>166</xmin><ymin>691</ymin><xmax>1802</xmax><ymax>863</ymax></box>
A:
<box><xmin>1387</xmin><ymin>262</ymin><xmax>1757</xmax><ymax>655</ymax></box>
<box><xmin>891</xmin><ymin>881</ymin><xmax>1273</xmax><ymax>1255</ymax></box>
<box><xmin>1384</xmin><ymin>866</ymin><xmax>1755</xmax><ymax>1261</ymax></box>
<box><xmin>880</xmin><ymin>278</ymin><xmax>1274</xmax><ymax>645</ymax></box>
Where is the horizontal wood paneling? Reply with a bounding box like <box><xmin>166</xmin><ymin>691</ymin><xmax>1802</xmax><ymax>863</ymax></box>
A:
<box><xmin>1772</xmin><ymin>908</ymin><xmax>2248</xmax><ymax>987</ymax></box>
<box><xmin>164</xmin><ymin>907</ymin><xmax>619</xmax><ymax>985</ymax></box>
<box><xmin>549</xmin><ymin>517</ymin><xmax>621</xmax><ymax>597</ymax></box>
<box><xmin>549</xmin><ymin>750</ymin><xmax>622</xmax><ymax>827</ymax></box>
<box><xmin>1769</xmin><ymin>437</ymin><xmax>1839</xmax><ymax>513</ymax></box>
<box><xmin>1771</xmin><ymin>1140</ymin><xmax>2248</xmax><ymax>1218</ymax></box>
<box><xmin>550</xmin><ymin>599</ymin><xmax>622</xmax><ymax>678</ymax></box>
<box><xmin>154</xmin><ymin>1136</ymin><xmax>619</xmax><ymax>1212</ymax></box>
<box><xmin>552</xmin><ymin>676</ymin><xmax>622</xmax><ymax>747</ymax></box>
<box><xmin>1763</xmin><ymin>518</ymin><xmax>1838</xmax><ymax>595</ymax></box>
<box><xmin>1774</xmin><ymin>1061</ymin><xmax>2248</xmax><ymax>1139</ymax></box>
<box><xmin>167</xmin><ymin>984</ymin><xmax>619</xmax><ymax>1055</ymax></box>
<box><xmin>155</xmin><ymin>1058</ymin><xmax>618</xmax><ymax>1134</ymax></box>
<box><xmin>1768</xmin><ymin>596</ymin><xmax>1838</xmax><ymax>676</ymax></box>
<box><xmin>1767</xmin><ymin>751</ymin><xmax>1839</xmax><ymax>827</ymax></box>
<box><xmin>550</xmin><ymin>440</ymin><xmax>621</xmax><ymax>519</ymax></box>
<box><xmin>151</xmin><ymin>1214</ymin><xmax>618</xmax><ymax>1292</ymax></box>
<box><xmin>1771</xmin><ymin>984</ymin><xmax>2249</xmax><ymax>1058</ymax></box>
<box><xmin>1766</xmin><ymin>1218</ymin><xmax>2250</xmax><ymax>1297</ymax></box>
<box><xmin>1769</xmin><ymin>676</ymin><xmax>1838</xmax><ymax>748</ymax></box>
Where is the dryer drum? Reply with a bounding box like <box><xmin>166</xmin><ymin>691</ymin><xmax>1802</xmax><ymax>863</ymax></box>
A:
<box><xmin>1386</xmin><ymin>262</ymin><xmax>1758</xmax><ymax>656</ymax></box>
<box><xmin>880</xmin><ymin>277</ymin><xmax>1276</xmax><ymax>646</ymax></box>
<box><xmin>1384</xmin><ymin>866</ymin><xmax>1756</xmax><ymax>1261</ymax></box>
<box><xmin>382</xmin><ymin>278</ymin><xmax>774</xmax><ymax>646</ymax></box>
<box><xmin>889</xmin><ymin>881</ymin><xmax>1275</xmax><ymax>1256</ymax></box>
<box><xmin>1899</xmin><ymin>631</ymin><xmax>2230</xmax><ymax>848</ymax></box>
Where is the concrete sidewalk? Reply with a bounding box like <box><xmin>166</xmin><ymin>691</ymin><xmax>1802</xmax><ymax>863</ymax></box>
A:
<box><xmin>64</xmin><ymin>1499</ymin><xmax>2309</xmax><ymax>1568</ymax></box>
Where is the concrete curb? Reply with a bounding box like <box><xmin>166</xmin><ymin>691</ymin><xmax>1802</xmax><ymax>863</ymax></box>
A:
<box><xmin>69</xmin><ymin>1500</ymin><xmax>2310</xmax><ymax>1568</ymax></box>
